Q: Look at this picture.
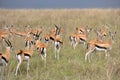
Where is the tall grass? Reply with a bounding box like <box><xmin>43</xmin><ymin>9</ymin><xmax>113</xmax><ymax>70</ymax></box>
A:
<box><xmin>0</xmin><ymin>9</ymin><xmax>120</xmax><ymax>80</ymax></box>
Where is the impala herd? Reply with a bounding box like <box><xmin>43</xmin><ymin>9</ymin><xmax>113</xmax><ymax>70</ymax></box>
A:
<box><xmin>0</xmin><ymin>24</ymin><xmax>116</xmax><ymax>76</ymax></box>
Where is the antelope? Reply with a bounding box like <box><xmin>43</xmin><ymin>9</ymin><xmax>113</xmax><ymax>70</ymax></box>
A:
<box><xmin>24</xmin><ymin>34</ymin><xmax>34</xmax><ymax>50</ymax></box>
<box><xmin>0</xmin><ymin>37</ymin><xmax>12</xmax><ymax>66</ymax></box>
<box><xmin>44</xmin><ymin>33</ymin><xmax>55</xmax><ymax>45</ymax></box>
<box><xmin>53</xmin><ymin>27</ymin><xmax>63</xmax><ymax>60</ymax></box>
<box><xmin>69</xmin><ymin>26</ymin><xmax>91</xmax><ymax>49</ymax></box>
<box><xmin>54</xmin><ymin>35</ymin><xmax>63</xmax><ymax>60</ymax></box>
<box><xmin>30</xmin><ymin>27</ymin><xmax>42</xmax><ymax>41</ymax></box>
<box><xmin>76</xmin><ymin>26</ymin><xmax>92</xmax><ymax>34</ymax></box>
<box><xmin>45</xmin><ymin>25</ymin><xmax>63</xmax><ymax>60</ymax></box>
<box><xmin>23</xmin><ymin>26</ymin><xmax>42</xmax><ymax>50</ymax></box>
<box><xmin>70</xmin><ymin>30</ymin><xmax>89</xmax><ymax>49</ymax></box>
<box><xmin>0</xmin><ymin>26</ymin><xmax>11</xmax><ymax>42</ymax></box>
<box><xmin>0</xmin><ymin>47</ymin><xmax>11</xmax><ymax>66</ymax></box>
<box><xmin>0</xmin><ymin>37</ymin><xmax>12</xmax><ymax>78</ymax></box>
<box><xmin>96</xmin><ymin>25</ymin><xmax>109</xmax><ymax>41</ymax></box>
<box><xmin>101</xmin><ymin>25</ymin><xmax>108</xmax><ymax>37</ymax></box>
<box><xmin>44</xmin><ymin>24</ymin><xmax>61</xmax><ymax>45</ymax></box>
<box><xmin>50</xmin><ymin>24</ymin><xmax>59</xmax><ymax>35</ymax></box>
<box><xmin>0</xmin><ymin>38</ymin><xmax>12</xmax><ymax>80</ymax></box>
<box><xmin>15</xmin><ymin>44</ymin><xmax>34</xmax><ymax>76</ymax></box>
<box><xmin>13</xmin><ymin>30</ymin><xmax>30</xmax><ymax>37</ymax></box>
<box><xmin>85</xmin><ymin>31</ymin><xmax>116</xmax><ymax>62</ymax></box>
<box><xmin>35</xmin><ymin>39</ymin><xmax>47</xmax><ymax>64</ymax></box>
<box><xmin>9</xmin><ymin>25</ymin><xmax>32</xmax><ymax>38</ymax></box>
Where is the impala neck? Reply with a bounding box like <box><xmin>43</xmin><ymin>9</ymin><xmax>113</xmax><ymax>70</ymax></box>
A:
<box><xmin>30</xmin><ymin>45</ymin><xmax>34</xmax><ymax>55</ymax></box>
<box><xmin>6</xmin><ymin>47</ymin><xmax>11</xmax><ymax>57</ymax></box>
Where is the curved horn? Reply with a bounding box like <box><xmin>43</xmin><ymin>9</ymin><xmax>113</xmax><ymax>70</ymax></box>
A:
<box><xmin>7</xmin><ymin>39</ymin><xmax>12</xmax><ymax>47</ymax></box>
<box><xmin>54</xmin><ymin>24</ymin><xmax>59</xmax><ymax>30</ymax></box>
<box><xmin>2</xmin><ymin>37</ymin><xmax>10</xmax><ymax>47</ymax></box>
<box><xmin>58</xmin><ymin>27</ymin><xmax>61</xmax><ymax>35</ymax></box>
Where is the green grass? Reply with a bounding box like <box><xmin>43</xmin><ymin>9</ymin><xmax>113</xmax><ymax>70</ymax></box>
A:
<box><xmin>0</xmin><ymin>9</ymin><xmax>120</xmax><ymax>80</ymax></box>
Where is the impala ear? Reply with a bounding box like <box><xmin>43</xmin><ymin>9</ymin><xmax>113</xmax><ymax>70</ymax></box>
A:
<box><xmin>76</xmin><ymin>27</ymin><xmax>78</xmax><ymax>30</ymax></box>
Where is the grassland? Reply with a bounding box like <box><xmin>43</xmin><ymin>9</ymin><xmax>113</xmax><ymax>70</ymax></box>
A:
<box><xmin>0</xmin><ymin>9</ymin><xmax>120</xmax><ymax>80</ymax></box>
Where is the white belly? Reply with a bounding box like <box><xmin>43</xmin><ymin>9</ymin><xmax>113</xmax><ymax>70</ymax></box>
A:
<box><xmin>24</xmin><ymin>56</ymin><xmax>30</xmax><ymax>61</ymax></box>
<box><xmin>95</xmin><ymin>47</ymin><xmax>106</xmax><ymax>51</ymax></box>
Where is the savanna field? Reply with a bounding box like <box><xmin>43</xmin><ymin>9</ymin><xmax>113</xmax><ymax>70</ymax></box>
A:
<box><xmin>0</xmin><ymin>9</ymin><xmax>120</xmax><ymax>80</ymax></box>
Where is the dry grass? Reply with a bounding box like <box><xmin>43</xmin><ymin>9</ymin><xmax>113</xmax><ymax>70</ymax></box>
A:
<box><xmin>0</xmin><ymin>9</ymin><xmax>120</xmax><ymax>80</ymax></box>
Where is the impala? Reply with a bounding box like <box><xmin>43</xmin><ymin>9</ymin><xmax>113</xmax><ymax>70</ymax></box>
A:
<box><xmin>96</xmin><ymin>25</ymin><xmax>109</xmax><ymax>41</ymax></box>
<box><xmin>35</xmin><ymin>39</ymin><xmax>47</xmax><ymax>64</ymax></box>
<box><xmin>15</xmin><ymin>44</ymin><xmax>34</xmax><ymax>76</ymax></box>
<box><xmin>44</xmin><ymin>24</ymin><xmax>62</xmax><ymax>45</ymax></box>
<box><xmin>85</xmin><ymin>31</ymin><xmax>116</xmax><ymax>62</ymax></box>
<box><xmin>0</xmin><ymin>37</ymin><xmax>12</xmax><ymax>66</ymax></box>
<box><xmin>69</xmin><ymin>26</ymin><xmax>91</xmax><ymax>49</ymax></box>
<box><xmin>76</xmin><ymin>26</ymin><xmax>92</xmax><ymax>34</ymax></box>
<box><xmin>30</xmin><ymin>27</ymin><xmax>42</xmax><ymax>41</ymax></box>
<box><xmin>70</xmin><ymin>31</ymin><xmax>89</xmax><ymax>49</ymax></box>
<box><xmin>54</xmin><ymin>35</ymin><xmax>63</xmax><ymax>60</ymax></box>
<box><xmin>24</xmin><ymin>34</ymin><xmax>34</xmax><ymax>50</ymax></box>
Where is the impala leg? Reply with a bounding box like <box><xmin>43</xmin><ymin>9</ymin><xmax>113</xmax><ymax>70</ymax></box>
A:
<box><xmin>73</xmin><ymin>42</ymin><xmax>78</xmax><ymax>49</ymax></box>
<box><xmin>15</xmin><ymin>58</ymin><xmax>22</xmax><ymax>76</ymax></box>
<box><xmin>41</xmin><ymin>54</ymin><xmax>44</xmax><ymax>61</ymax></box>
<box><xmin>105</xmin><ymin>50</ymin><xmax>110</xmax><ymax>59</ymax></box>
<box><xmin>44</xmin><ymin>54</ymin><xmax>46</xmax><ymax>66</ymax></box>
<box><xmin>27</xmin><ymin>59</ymin><xmax>30</xmax><ymax>76</ymax></box>
<box><xmin>57</xmin><ymin>48</ymin><xmax>60</xmax><ymax>60</ymax></box>
<box><xmin>0</xmin><ymin>66</ymin><xmax>2</xmax><ymax>80</ymax></box>
<box><xmin>55</xmin><ymin>46</ymin><xmax>57</xmax><ymax>59</ymax></box>
<box><xmin>43</xmin><ymin>48</ymin><xmax>47</xmax><ymax>66</ymax></box>
<box><xmin>85</xmin><ymin>48</ymin><xmax>95</xmax><ymax>62</ymax></box>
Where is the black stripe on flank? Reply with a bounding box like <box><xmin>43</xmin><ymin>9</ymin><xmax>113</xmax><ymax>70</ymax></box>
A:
<box><xmin>80</xmin><ymin>38</ymin><xmax>86</xmax><ymax>42</ymax></box>
<box><xmin>50</xmin><ymin>37</ymin><xmax>54</xmax><ymax>41</ymax></box>
<box><xmin>95</xmin><ymin>45</ymin><xmax>107</xmax><ymax>49</ymax></box>
<box><xmin>17</xmin><ymin>50</ymin><xmax>23</xmax><ymax>56</ymax></box>
<box><xmin>24</xmin><ymin>53</ymin><xmax>31</xmax><ymax>58</ymax></box>
<box><xmin>1</xmin><ymin>56</ymin><xmax>8</xmax><ymax>63</ymax></box>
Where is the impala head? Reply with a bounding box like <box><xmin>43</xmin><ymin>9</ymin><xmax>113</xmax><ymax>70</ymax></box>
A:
<box><xmin>25</xmin><ymin>25</ymin><xmax>32</xmax><ymax>32</ymax></box>
<box><xmin>109</xmin><ymin>31</ymin><xmax>116</xmax><ymax>43</ymax></box>
<box><xmin>104</xmin><ymin>24</ymin><xmax>109</xmax><ymax>29</ymax></box>
<box><xmin>85</xmin><ymin>26</ymin><xmax>92</xmax><ymax>33</ymax></box>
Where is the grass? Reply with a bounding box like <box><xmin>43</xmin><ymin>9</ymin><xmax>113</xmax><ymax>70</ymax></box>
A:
<box><xmin>0</xmin><ymin>8</ymin><xmax>120</xmax><ymax>80</ymax></box>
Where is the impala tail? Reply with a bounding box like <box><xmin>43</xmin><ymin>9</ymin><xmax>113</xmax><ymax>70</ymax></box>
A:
<box><xmin>86</xmin><ymin>43</ymin><xmax>89</xmax><ymax>49</ymax></box>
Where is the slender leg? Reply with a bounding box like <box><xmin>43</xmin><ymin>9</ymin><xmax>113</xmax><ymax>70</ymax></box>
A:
<box><xmin>0</xmin><ymin>66</ymin><xmax>1</xmax><ymax>80</ymax></box>
<box><xmin>85</xmin><ymin>48</ymin><xmax>94</xmax><ymax>62</ymax></box>
<box><xmin>41</xmin><ymin>55</ymin><xmax>44</xmax><ymax>60</ymax></box>
<box><xmin>15</xmin><ymin>58</ymin><xmax>22</xmax><ymax>76</ymax></box>
<box><xmin>44</xmin><ymin>52</ymin><xmax>46</xmax><ymax>67</ymax></box>
<box><xmin>0</xmin><ymin>64</ymin><xmax>3</xmax><ymax>80</ymax></box>
<box><xmin>27</xmin><ymin>59</ymin><xmax>30</xmax><ymax>76</ymax></box>
<box><xmin>73</xmin><ymin>42</ymin><xmax>78</xmax><ymax>49</ymax></box>
<box><xmin>105</xmin><ymin>50</ymin><xmax>110</xmax><ymax>59</ymax></box>
<box><xmin>18</xmin><ymin>67</ymin><xmax>21</xmax><ymax>75</ymax></box>
<box><xmin>55</xmin><ymin>46</ymin><xmax>57</xmax><ymax>59</ymax></box>
<box><xmin>57</xmin><ymin>48</ymin><xmax>60</xmax><ymax>60</ymax></box>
